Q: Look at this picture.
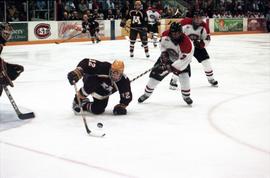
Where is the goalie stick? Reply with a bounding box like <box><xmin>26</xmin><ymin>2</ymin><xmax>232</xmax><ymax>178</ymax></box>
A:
<box><xmin>73</xmin><ymin>82</ymin><xmax>105</xmax><ymax>137</ymax></box>
<box><xmin>3</xmin><ymin>86</ymin><xmax>35</xmax><ymax>120</ymax></box>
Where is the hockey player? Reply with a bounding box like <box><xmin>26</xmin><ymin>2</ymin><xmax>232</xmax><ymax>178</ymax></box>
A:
<box><xmin>169</xmin><ymin>12</ymin><xmax>218</xmax><ymax>89</ymax></box>
<box><xmin>67</xmin><ymin>59</ymin><xmax>132</xmax><ymax>115</ymax></box>
<box><xmin>146</xmin><ymin>5</ymin><xmax>161</xmax><ymax>47</ymax></box>
<box><xmin>81</xmin><ymin>14</ymin><xmax>101</xmax><ymax>44</ymax></box>
<box><xmin>138</xmin><ymin>22</ymin><xmax>194</xmax><ymax>105</ymax></box>
<box><xmin>120</xmin><ymin>0</ymin><xmax>149</xmax><ymax>58</ymax></box>
<box><xmin>0</xmin><ymin>23</ymin><xmax>24</xmax><ymax>97</ymax></box>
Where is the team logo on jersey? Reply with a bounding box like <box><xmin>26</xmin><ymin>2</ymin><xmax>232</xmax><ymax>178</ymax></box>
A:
<box><xmin>34</xmin><ymin>23</ymin><xmax>51</xmax><ymax>39</ymax></box>
<box><xmin>101</xmin><ymin>82</ymin><xmax>113</xmax><ymax>94</ymax></box>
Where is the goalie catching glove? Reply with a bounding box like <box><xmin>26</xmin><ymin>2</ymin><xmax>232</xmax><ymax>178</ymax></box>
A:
<box><xmin>0</xmin><ymin>58</ymin><xmax>24</xmax><ymax>96</ymax></box>
<box><xmin>67</xmin><ymin>67</ymin><xmax>84</xmax><ymax>85</ymax></box>
<box><xmin>113</xmin><ymin>103</ymin><xmax>127</xmax><ymax>115</ymax></box>
<box><xmin>0</xmin><ymin>58</ymin><xmax>24</xmax><ymax>87</ymax></box>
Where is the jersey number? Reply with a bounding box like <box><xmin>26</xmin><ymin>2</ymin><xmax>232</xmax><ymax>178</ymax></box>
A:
<box><xmin>88</xmin><ymin>59</ymin><xmax>96</xmax><ymax>68</ymax></box>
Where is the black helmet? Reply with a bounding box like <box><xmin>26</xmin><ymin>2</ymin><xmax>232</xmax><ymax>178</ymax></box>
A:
<box><xmin>169</xmin><ymin>22</ymin><xmax>183</xmax><ymax>45</ymax></box>
<box><xmin>169</xmin><ymin>22</ymin><xmax>182</xmax><ymax>33</ymax></box>
<box><xmin>193</xmin><ymin>10</ymin><xmax>204</xmax><ymax>17</ymax></box>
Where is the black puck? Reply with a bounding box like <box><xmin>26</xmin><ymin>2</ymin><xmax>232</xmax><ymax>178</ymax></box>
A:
<box><xmin>97</xmin><ymin>122</ymin><xmax>103</xmax><ymax>128</ymax></box>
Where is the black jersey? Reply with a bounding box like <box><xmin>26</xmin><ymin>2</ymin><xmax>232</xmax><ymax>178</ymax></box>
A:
<box><xmin>127</xmin><ymin>9</ymin><xmax>148</xmax><ymax>28</ymax></box>
<box><xmin>82</xmin><ymin>19</ymin><xmax>99</xmax><ymax>32</ymax></box>
<box><xmin>77</xmin><ymin>58</ymin><xmax>132</xmax><ymax>106</ymax></box>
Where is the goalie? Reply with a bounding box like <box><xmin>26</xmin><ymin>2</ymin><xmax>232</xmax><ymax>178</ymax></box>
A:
<box><xmin>0</xmin><ymin>23</ymin><xmax>24</xmax><ymax>97</ymax></box>
<box><xmin>67</xmin><ymin>59</ymin><xmax>132</xmax><ymax>115</ymax></box>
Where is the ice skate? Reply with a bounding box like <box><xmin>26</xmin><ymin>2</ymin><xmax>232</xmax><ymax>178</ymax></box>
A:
<box><xmin>183</xmin><ymin>96</ymin><xmax>193</xmax><ymax>105</ymax></box>
<box><xmin>138</xmin><ymin>94</ymin><xmax>149</xmax><ymax>103</ymax></box>
<box><xmin>208</xmin><ymin>79</ymin><xmax>218</xmax><ymax>86</ymax></box>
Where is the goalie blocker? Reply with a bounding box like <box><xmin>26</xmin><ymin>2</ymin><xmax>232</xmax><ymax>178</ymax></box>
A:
<box><xmin>0</xmin><ymin>57</ymin><xmax>24</xmax><ymax>96</ymax></box>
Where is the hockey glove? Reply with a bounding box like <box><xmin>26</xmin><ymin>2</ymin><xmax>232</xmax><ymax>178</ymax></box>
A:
<box><xmin>156</xmin><ymin>64</ymin><xmax>171</xmax><ymax>73</ymax></box>
<box><xmin>6</xmin><ymin>63</ymin><xmax>24</xmax><ymax>81</ymax></box>
<box><xmin>0</xmin><ymin>58</ymin><xmax>23</xmax><ymax>87</ymax></box>
<box><xmin>193</xmin><ymin>40</ymin><xmax>205</xmax><ymax>49</ymax></box>
<box><xmin>160</xmin><ymin>51</ymin><xmax>169</xmax><ymax>64</ymax></box>
<box><xmin>113</xmin><ymin>104</ymin><xmax>127</xmax><ymax>115</ymax></box>
<box><xmin>67</xmin><ymin>67</ymin><xmax>84</xmax><ymax>85</ymax></box>
<box><xmin>120</xmin><ymin>20</ymin><xmax>126</xmax><ymax>28</ymax></box>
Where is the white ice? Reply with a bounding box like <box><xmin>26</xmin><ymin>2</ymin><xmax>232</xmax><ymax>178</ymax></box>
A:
<box><xmin>0</xmin><ymin>34</ymin><xmax>270</xmax><ymax>178</ymax></box>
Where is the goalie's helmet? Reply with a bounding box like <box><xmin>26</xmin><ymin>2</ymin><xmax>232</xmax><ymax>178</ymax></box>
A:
<box><xmin>0</xmin><ymin>22</ymin><xmax>13</xmax><ymax>41</ymax></box>
<box><xmin>110</xmin><ymin>60</ymin><xmax>124</xmax><ymax>82</ymax></box>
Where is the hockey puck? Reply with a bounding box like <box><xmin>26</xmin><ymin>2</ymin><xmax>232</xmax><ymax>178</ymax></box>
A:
<box><xmin>97</xmin><ymin>122</ymin><xmax>103</xmax><ymax>128</ymax></box>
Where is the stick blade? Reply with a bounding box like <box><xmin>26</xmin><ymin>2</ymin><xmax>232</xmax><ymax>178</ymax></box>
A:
<box><xmin>18</xmin><ymin>112</ymin><xmax>35</xmax><ymax>120</ymax></box>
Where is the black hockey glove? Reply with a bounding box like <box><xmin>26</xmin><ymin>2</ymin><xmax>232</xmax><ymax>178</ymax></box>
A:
<box><xmin>113</xmin><ymin>104</ymin><xmax>127</xmax><ymax>115</ymax></box>
<box><xmin>156</xmin><ymin>64</ymin><xmax>171</xmax><ymax>73</ymax></box>
<box><xmin>67</xmin><ymin>67</ymin><xmax>83</xmax><ymax>85</ymax></box>
<box><xmin>160</xmin><ymin>51</ymin><xmax>169</xmax><ymax>64</ymax></box>
<box><xmin>0</xmin><ymin>58</ymin><xmax>23</xmax><ymax>87</ymax></box>
<box><xmin>120</xmin><ymin>20</ymin><xmax>126</xmax><ymax>28</ymax></box>
<box><xmin>193</xmin><ymin>40</ymin><xmax>205</xmax><ymax>49</ymax></box>
<box><xmin>6</xmin><ymin>63</ymin><xmax>24</xmax><ymax>81</ymax></box>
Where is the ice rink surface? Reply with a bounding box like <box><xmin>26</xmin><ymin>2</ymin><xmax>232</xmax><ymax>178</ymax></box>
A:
<box><xmin>0</xmin><ymin>34</ymin><xmax>270</xmax><ymax>178</ymax></box>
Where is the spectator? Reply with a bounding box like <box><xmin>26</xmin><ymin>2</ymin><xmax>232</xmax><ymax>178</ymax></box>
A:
<box><xmin>63</xmin><ymin>11</ymin><xmax>70</xmax><ymax>20</ymax></box>
<box><xmin>36</xmin><ymin>0</ymin><xmax>46</xmax><ymax>10</ymax></box>
<box><xmin>64</xmin><ymin>0</ymin><xmax>76</xmax><ymax>13</ymax></box>
<box><xmin>106</xmin><ymin>9</ymin><xmax>115</xmax><ymax>20</ymax></box>
<box><xmin>78</xmin><ymin>0</ymin><xmax>88</xmax><ymax>14</ymax></box>
<box><xmin>70</xmin><ymin>10</ymin><xmax>80</xmax><ymax>20</ymax></box>
<box><xmin>115</xmin><ymin>8</ymin><xmax>122</xmax><ymax>19</ymax></box>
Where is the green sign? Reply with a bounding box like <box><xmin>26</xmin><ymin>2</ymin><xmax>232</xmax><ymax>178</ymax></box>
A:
<box><xmin>9</xmin><ymin>23</ymin><xmax>28</xmax><ymax>42</ymax></box>
<box><xmin>214</xmin><ymin>19</ymin><xmax>243</xmax><ymax>32</ymax></box>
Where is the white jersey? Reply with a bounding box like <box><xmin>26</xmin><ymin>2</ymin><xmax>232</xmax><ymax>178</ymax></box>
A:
<box><xmin>146</xmin><ymin>9</ymin><xmax>160</xmax><ymax>25</ymax></box>
<box><xmin>160</xmin><ymin>30</ymin><xmax>194</xmax><ymax>71</ymax></box>
<box><xmin>180</xmin><ymin>18</ymin><xmax>211</xmax><ymax>48</ymax></box>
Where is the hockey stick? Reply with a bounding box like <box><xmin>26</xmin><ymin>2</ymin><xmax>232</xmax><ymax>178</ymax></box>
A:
<box><xmin>73</xmin><ymin>82</ymin><xmax>105</xmax><ymax>137</ymax></box>
<box><xmin>55</xmin><ymin>32</ymin><xmax>82</xmax><ymax>44</ymax></box>
<box><xmin>124</xmin><ymin>36</ymin><xmax>160</xmax><ymax>43</ymax></box>
<box><xmin>130</xmin><ymin>64</ymin><xmax>160</xmax><ymax>83</ymax></box>
<box><xmin>124</xmin><ymin>26</ymin><xmax>147</xmax><ymax>33</ymax></box>
<box><xmin>3</xmin><ymin>86</ymin><xmax>35</xmax><ymax>120</ymax></box>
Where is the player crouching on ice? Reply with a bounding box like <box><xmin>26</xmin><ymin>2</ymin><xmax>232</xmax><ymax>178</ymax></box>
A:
<box><xmin>67</xmin><ymin>59</ymin><xmax>132</xmax><ymax>115</ymax></box>
<box><xmin>0</xmin><ymin>57</ymin><xmax>24</xmax><ymax>96</ymax></box>
<box><xmin>138</xmin><ymin>22</ymin><xmax>194</xmax><ymax>105</ymax></box>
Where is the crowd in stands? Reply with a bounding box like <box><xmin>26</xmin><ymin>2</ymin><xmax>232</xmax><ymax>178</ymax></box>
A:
<box><xmin>1</xmin><ymin>0</ymin><xmax>270</xmax><ymax>22</ymax></box>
